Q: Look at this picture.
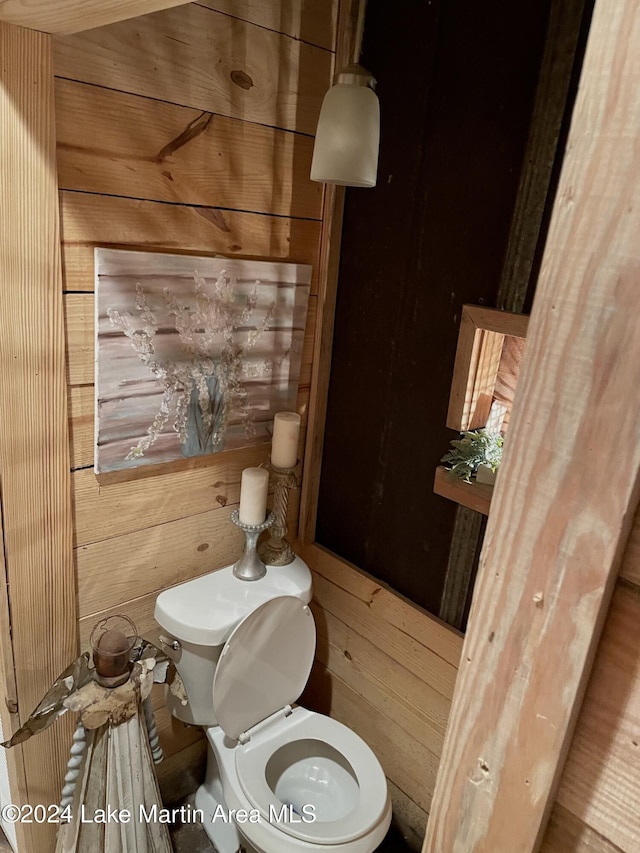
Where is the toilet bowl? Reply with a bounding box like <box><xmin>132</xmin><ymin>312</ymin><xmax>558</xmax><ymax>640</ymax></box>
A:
<box><xmin>155</xmin><ymin>557</ymin><xmax>391</xmax><ymax>853</ymax></box>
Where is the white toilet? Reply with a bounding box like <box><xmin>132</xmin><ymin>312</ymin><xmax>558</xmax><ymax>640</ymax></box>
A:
<box><xmin>154</xmin><ymin>556</ymin><xmax>392</xmax><ymax>853</ymax></box>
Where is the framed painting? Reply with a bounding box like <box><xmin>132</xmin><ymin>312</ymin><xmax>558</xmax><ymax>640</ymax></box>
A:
<box><xmin>95</xmin><ymin>248</ymin><xmax>312</xmax><ymax>474</ymax></box>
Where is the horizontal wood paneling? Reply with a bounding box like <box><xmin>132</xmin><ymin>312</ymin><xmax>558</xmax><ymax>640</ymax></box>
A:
<box><xmin>77</xmin><ymin>492</ymin><xmax>300</xmax><ymax>616</ymax></box>
<box><xmin>73</xmin><ymin>442</ymin><xmax>263</xmax><ymax>545</ymax></box>
<box><xmin>65</xmin><ymin>291</ymin><xmax>317</xmax><ymax>387</ymax></box>
<box><xmin>74</xmin><ymin>453</ymin><xmax>302</xmax><ymax>545</ymax></box>
<box><xmin>301</xmin><ymin>544</ymin><xmax>461</xmax><ymax>845</ymax></box>
<box><xmin>300</xmin><ymin>543</ymin><xmax>463</xmax><ymax>668</ymax></box>
<box><xmin>55</xmin><ymin>79</ymin><xmax>321</xmax><ymax>220</ymax></box>
<box><xmin>53</xmin><ymin>3</ymin><xmax>331</xmax><ymax>134</ymax></box>
<box><xmin>311</xmin><ymin>569</ymin><xmax>457</xmax><ymax>698</ymax></box>
<box><xmin>313</xmin><ymin>604</ymin><xmax>449</xmax><ymax>757</ymax></box>
<box><xmin>0</xmin><ymin>0</ymin><xmax>192</xmax><ymax>34</ymax></box>
<box><xmin>68</xmin><ymin>385</ymin><xmax>93</xmax><ymax>468</ymax></box>
<box><xmin>156</xmin><ymin>737</ymin><xmax>207</xmax><ymax>806</ymax></box>
<box><xmin>552</xmin><ymin>581</ymin><xmax>640</xmax><ymax>852</ymax></box>
<box><xmin>60</xmin><ymin>191</ymin><xmax>322</xmax><ymax>293</ymax></box>
<box><xmin>77</xmin><ymin>506</ymin><xmax>241</xmax><ymax>616</ymax></box>
<box><xmin>58</xmin><ymin>0</ymin><xmax>334</xmax><ymax>818</ymax></box>
<box><xmin>79</xmin><ymin>590</ymin><xmax>162</xmax><ymax>648</ymax></box>
<box><xmin>305</xmin><ymin>664</ymin><xmax>440</xmax><ymax>814</ymax></box>
<box><xmin>541</xmin><ymin>804</ymin><xmax>624</xmax><ymax>853</ymax></box>
<box><xmin>196</xmin><ymin>0</ymin><xmax>336</xmax><ymax>50</ymax></box>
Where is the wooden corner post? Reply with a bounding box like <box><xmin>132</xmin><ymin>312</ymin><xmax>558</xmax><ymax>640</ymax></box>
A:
<box><xmin>0</xmin><ymin>21</ymin><xmax>77</xmax><ymax>851</ymax></box>
<box><xmin>423</xmin><ymin>0</ymin><xmax>640</xmax><ymax>849</ymax></box>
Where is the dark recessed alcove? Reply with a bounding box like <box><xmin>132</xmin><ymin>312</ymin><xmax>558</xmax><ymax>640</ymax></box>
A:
<box><xmin>316</xmin><ymin>0</ymin><xmax>570</xmax><ymax>614</ymax></box>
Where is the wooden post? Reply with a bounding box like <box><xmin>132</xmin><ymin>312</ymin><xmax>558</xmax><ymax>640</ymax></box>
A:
<box><xmin>0</xmin><ymin>22</ymin><xmax>77</xmax><ymax>851</ymax></box>
<box><xmin>423</xmin><ymin>0</ymin><xmax>640</xmax><ymax>848</ymax></box>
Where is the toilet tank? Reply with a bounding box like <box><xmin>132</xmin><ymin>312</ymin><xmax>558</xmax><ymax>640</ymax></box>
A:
<box><xmin>154</xmin><ymin>556</ymin><xmax>312</xmax><ymax>726</ymax></box>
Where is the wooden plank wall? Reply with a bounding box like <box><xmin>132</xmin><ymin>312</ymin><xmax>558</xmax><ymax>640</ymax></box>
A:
<box><xmin>53</xmin><ymin>0</ymin><xmax>335</xmax><ymax>777</ymax></box>
<box><xmin>300</xmin><ymin>543</ymin><xmax>463</xmax><ymax>849</ymax></box>
<box><xmin>540</xmin><ymin>506</ymin><xmax>640</xmax><ymax>853</ymax></box>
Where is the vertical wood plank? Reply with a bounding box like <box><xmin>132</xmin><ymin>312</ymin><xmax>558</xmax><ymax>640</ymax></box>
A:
<box><xmin>423</xmin><ymin>0</ymin><xmax>640</xmax><ymax>848</ymax></box>
<box><xmin>0</xmin><ymin>22</ymin><xmax>77</xmax><ymax>851</ymax></box>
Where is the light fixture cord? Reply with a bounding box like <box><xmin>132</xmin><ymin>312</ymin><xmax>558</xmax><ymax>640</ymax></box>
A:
<box><xmin>353</xmin><ymin>0</ymin><xmax>368</xmax><ymax>64</ymax></box>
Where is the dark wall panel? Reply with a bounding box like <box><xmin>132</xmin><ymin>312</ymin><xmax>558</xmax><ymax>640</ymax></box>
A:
<box><xmin>316</xmin><ymin>0</ymin><xmax>552</xmax><ymax>613</ymax></box>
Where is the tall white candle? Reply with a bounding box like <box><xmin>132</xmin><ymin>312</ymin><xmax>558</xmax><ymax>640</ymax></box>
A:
<box><xmin>271</xmin><ymin>412</ymin><xmax>301</xmax><ymax>469</ymax></box>
<box><xmin>239</xmin><ymin>467</ymin><xmax>269</xmax><ymax>525</ymax></box>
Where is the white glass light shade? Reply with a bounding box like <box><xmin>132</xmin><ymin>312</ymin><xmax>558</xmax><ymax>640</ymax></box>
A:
<box><xmin>311</xmin><ymin>75</ymin><xmax>380</xmax><ymax>188</ymax></box>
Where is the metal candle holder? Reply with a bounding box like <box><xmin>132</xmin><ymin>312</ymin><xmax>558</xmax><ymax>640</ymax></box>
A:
<box><xmin>257</xmin><ymin>462</ymin><xmax>300</xmax><ymax>566</ymax></box>
<box><xmin>231</xmin><ymin>509</ymin><xmax>275</xmax><ymax>581</ymax></box>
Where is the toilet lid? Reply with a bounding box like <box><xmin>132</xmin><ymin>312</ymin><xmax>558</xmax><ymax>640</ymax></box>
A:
<box><xmin>212</xmin><ymin>596</ymin><xmax>316</xmax><ymax>740</ymax></box>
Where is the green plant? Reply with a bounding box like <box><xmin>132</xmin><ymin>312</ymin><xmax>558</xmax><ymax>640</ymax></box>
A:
<box><xmin>441</xmin><ymin>429</ymin><xmax>503</xmax><ymax>483</ymax></box>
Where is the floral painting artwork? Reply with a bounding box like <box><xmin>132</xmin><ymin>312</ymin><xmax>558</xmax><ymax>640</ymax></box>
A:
<box><xmin>95</xmin><ymin>249</ymin><xmax>312</xmax><ymax>474</ymax></box>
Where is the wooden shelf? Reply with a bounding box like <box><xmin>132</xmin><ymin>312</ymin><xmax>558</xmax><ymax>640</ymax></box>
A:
<box><xmin>433</xmin><ymin>466</ymin><xmax>493</xmax><ymax>515</ymax></box>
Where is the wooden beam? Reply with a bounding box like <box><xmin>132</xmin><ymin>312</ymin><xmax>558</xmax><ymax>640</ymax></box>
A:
<box><xmin>0</xmin><ymin>0</ymin><xmax>192</xmax><ymax>35</ymax></box>
<box><xmin>0</xmin><ymin>22</ymin><xmax>76</xmax><ymax>851</ymax></box>
<box><xmin>423</xmin><ymin>0</ymin><xmax>640</xmax><ymax>848</ymax></box>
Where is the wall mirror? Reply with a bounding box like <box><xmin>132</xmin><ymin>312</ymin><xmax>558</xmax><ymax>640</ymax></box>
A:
<box><xmin>435</xmin><ymin>305</ymin><xmax>528</xmax><ymax>516</ymax></box>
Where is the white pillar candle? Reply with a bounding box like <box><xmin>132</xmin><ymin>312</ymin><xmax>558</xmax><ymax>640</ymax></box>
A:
<box><xmin>271</xmin><ymin>412</ymin><xmax>301</xmax><ymax>469</ymax></box>
<box><xmin>238</xmin><ymin>467</ymin><xmax>269</xmax><ymax>525</ymax></box>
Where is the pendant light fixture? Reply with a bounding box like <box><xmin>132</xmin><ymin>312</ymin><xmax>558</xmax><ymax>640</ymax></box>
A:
<box><xmin>310</xmin><ymin>1</ymin><xmax>379</xmax><ymax>188</ymax></box>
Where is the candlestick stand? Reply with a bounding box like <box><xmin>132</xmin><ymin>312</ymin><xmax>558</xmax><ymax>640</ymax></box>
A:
<box><xmin>257</xmin><ymin>462</ymin><xmax>300</xmax><ymax>566</ymax></box>
<box><xmin>231</xmin><ymin>509</ymin><xmax>275</xmax><ymax>581</ymax></box>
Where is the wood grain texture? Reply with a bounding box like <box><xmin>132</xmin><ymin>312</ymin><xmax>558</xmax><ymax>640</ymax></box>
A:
<box><xmin>77</xmin><ymin>506</ymin><xmax>243</xmax><ymax>616</ymax></box>
<box><xmin>0</xmin><ymin>0</ymin><xmax>192</xmax><ymax>34</ymax></box>
<box><xmin>433</xmin><ymin>466</ymin><xmax>493</xmax><ymax>516</ymax></box>
<box><xmin>55</xmin><ymin>79</ymin><xmax>321</xmax><ymax>221</ymax></box>
<box><xmin>619</xmin><ymin>505</ymin><xmax>640</xmax><ymax>586</ymax></box>
<box><xmin>304</xmin><ymin>664</ymin><xmax>440</xmax><ymax>814</ymax></box>
<box><xmin>53</xmin><ymin>3</ymin><xmax>331</xmax><ymax>134</ymax></box>
<box><xmin>60</xmin><ymin>191</ymin><xmax>322</xmax><ymax>293</ymax></box>
<box><xmin>300</xmin><ymin>543</ymin><xmax>463</xmax><ymax>668</ymax></box>
<box><xmin>541</xmin><ymin>803</ymin><xmax>624</xmax><ymax>853</ymax></box>
<box><xmin>313</xmin><ymin>604</ymin><xmax>450</xmax><ymax>758</ymax></box>
<box><xmin>0</xmin><ymin>503</ymin><xmax>28</xmax><ymax>853</ymax></box>
<box><xmin>73</xmin><ymin>440</ymin><xmax>300</xmax><ymax>545</ymax></box>
<box><xmin>553</xmin><ymin>581</ymin><xmax>640</xmax><ymax>851</ymax></box>
<box><xmin>423</xmin><ymin>0</ymin><xmax>640</xmax><ymax>848</ymax></box>
<box><xmin>0</xmin><ymin>23</ymin><xmax>76</xmax><ymax>851</ymax></box>
<box><xmin>196</xmin><ymin>0</ymin><xmax>337</xmax><ymax>50</ymax></box>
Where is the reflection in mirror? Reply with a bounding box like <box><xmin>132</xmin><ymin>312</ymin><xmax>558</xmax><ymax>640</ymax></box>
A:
<box><xmin>435</xmin><ymin>306</ymin><xmax>528</xmax><ymax>516</ymax></box>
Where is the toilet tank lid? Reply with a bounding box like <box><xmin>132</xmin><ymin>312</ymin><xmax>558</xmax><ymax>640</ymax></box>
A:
<box><xmin>154</xmin><ymin>556</ymin><xmax>312</xmax><ymax>645</ymax></box>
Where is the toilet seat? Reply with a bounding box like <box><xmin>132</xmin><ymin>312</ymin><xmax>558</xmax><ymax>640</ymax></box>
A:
<box><xmin>235</xmin><ymin>707</ymin><xmax>389</xmax><ymax>845</ymax></box>
<box><xmin>212</xmin><ymin>596</ymin><xmax>316</xmax><ymax>741</ymax></box>
<box><xmin>209</xmin><ymin>595</ymin><xmax>390</xmax><ymax>848</ymax></box>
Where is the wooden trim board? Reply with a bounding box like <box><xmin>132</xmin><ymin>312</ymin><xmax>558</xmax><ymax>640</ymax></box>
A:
<box><xmin>433</xmin><ymin>466</ymin><xmax>493</xmax><ymax>516</ymax></box>
<box><xmin>0</xmin><ymin>22</ymin><xmax>77</xmax><ymax>851</ymax></box>
<box><xmin>423</xmin><ymin>0</ymin><xmax>640</xmax><ymax>847</ymax></box>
